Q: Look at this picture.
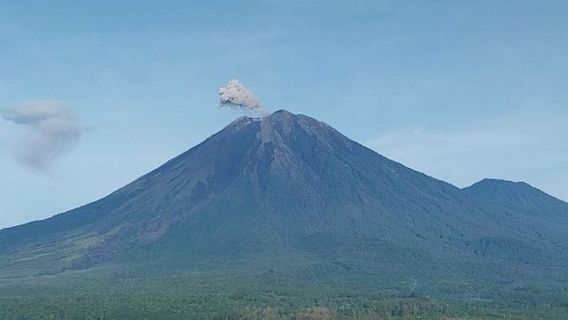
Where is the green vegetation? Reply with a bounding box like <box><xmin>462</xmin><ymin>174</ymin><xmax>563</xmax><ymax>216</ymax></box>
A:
<box><xmin>2</xmin><ymin>288</ymin><xmax>567</xmax><ymax>319</ymax></box>
<box><xmin>1</xmin><ymin>269</ymin><xmax>567</xmax><ymax>320</ymax></box>
<box><xmin>1</xmin><ymin>248</ymin><xmax>567</xmax><ymax>319</ymax></box>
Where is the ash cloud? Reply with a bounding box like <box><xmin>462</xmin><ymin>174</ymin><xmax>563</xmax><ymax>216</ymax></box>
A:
<box><xmin>218</xmin><ymin>80</ymin><xmax>266</xmax><ymax>115</ymax></box>
<box><xmin>1</xmin><ymin>102</ymin><xmax>81</xmax><ymax>170</ymax></box>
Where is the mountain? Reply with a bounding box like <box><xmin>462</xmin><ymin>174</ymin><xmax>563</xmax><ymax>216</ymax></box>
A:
<box><xmin>1</xmin><ymin>110</ymin><xmax>567</xmax><ymax>286</ymax></box>
<box><xmin>464</xmin><ymin>178</ymin><xmax>568</xmax><ymax>216</ymax></box>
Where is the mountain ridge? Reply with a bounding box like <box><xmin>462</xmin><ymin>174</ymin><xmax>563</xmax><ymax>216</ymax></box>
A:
<box><xmin>1</xmin><ymin>109</ymin><xmax>567</xmax><ymax>283</ymax></box>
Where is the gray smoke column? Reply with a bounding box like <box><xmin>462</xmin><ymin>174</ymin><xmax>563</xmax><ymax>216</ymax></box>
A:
<box><xmin>218</xmin><ymin>79</ymin><xmax>266</xmax><ymax>115</ymax></box>
<box><xmin>1</xmin><ymin>102</ymin><xmax>81</xmax><ymax>170</ymax></box>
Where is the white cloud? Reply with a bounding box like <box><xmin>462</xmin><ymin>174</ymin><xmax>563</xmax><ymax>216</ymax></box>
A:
<box><xmin>1</xmin><ymin>101</ymin><xmax>82</xmax><ymax>171</ymax></box>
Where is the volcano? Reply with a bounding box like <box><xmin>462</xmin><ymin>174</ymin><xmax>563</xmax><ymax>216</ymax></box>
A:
<box><xmin>1</xmin><ymin>110</ymin><xmax>567</xmax><ymax>285</ymax></box>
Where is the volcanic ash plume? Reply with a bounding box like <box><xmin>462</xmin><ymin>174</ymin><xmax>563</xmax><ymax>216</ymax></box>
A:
<box><xmin>218</xmin><ymin>80</ymin><xmax>264</xmax><ymax>114</ymax></box>
<box><xmin>1</xmin><ymin>102</ymin><xmax>81</xmax><ymax>170</ymax></box>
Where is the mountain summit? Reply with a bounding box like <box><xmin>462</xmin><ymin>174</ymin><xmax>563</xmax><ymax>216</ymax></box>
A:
<box><xmin>1</xmin><ymin>110</ymin><xmax>567</xmax><ymax>282</ymax></box>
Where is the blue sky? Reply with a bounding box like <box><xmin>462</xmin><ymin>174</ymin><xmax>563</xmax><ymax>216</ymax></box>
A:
<box><xmin>1</xmin><ymin>1</ymin><xmax>567</xmax><ymax>228</ymax></box>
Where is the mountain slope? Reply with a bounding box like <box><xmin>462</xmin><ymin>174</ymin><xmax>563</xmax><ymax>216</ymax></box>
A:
<box><xmin>462</xmin><ymin>179</ymin><xmax>568</xmax><ymax>263</ymax></box>
<box><xmin>1</xmin><ymin>110</ymin><xmax>567</xmax><ymax>283</ymax></box>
